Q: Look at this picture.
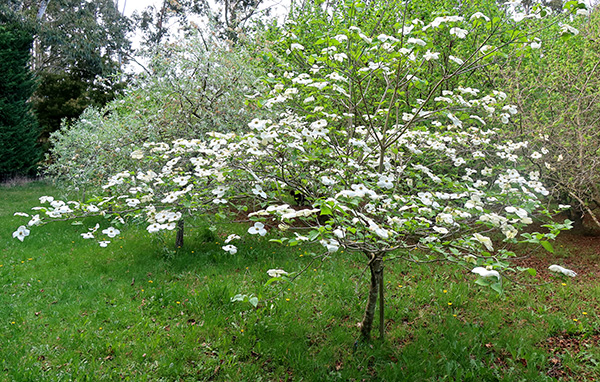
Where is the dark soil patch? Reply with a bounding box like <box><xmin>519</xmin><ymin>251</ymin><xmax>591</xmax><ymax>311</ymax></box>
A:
<box><xmin>539</xmin><ymin>329</ymin><xmax>600</xmax><ymax>381</ymax></box>
<box><xmin>510</xmin><ymin>220</ymin><xmax>600</xmax><ymax>282</ymax></box>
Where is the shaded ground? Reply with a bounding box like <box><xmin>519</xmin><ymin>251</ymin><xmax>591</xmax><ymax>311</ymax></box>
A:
<box><xmin>512</xmin><ymin>223</ymin><xmax>600</xmax><ymax>282</ymax></box>
<box><xmin>508</xmin><ymin>221</ymin><xmax>600</xmax><ymax>381</ymax></box>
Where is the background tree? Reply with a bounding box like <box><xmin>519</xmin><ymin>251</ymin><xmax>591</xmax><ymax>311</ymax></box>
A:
<box><xmin>132</xmin><ymin>0</ymin><xmax>268</xmax><ymax>47</ymax></box>
<box><xmin>1</xmin><ymin>0</ymin><xmax>133</xmax><ymax>148</ymax></box>
<box><xmin>498</xmin><ymin>5</ymin><xmax>600</xmax><ymax>232</ymax></box>
<box><xmin>0</xmin><ymin>21</ymin><xmax>41</xmax><ymax>179</ymax></box>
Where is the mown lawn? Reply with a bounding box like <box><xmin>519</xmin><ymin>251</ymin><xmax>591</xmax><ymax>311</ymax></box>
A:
<box><xmin>1</xmin><ymin>181</ymin><xmax>599</xmax><ymax>381</ymax></box>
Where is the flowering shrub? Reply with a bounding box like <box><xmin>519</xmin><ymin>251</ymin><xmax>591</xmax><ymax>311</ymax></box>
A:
<box><xmin>45</xmin><ymin>32</ymin><xmax>270</xmax><ymax>194</ymax></box>
<box><xmin>14</xmin><ymin>0</ymin><xmax>587</xmax><ymax>340</ymax></box>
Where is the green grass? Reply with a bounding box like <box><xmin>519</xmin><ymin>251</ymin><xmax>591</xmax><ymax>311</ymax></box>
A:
<box><xmin>1</xmin><ymin>181</ymin><xmax>599</xmax><ymax>381</ymax></box>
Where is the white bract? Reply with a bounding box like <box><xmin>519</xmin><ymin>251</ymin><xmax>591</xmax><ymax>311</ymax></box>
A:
<box><xmin>548</xmin><ymin>265</ymin><xmax>577</xmax><ymax>277</ymax></box>
<box><xmin>248</xmin><ymin>222</ymin><xmax>267</xmax><ymax>236</ymax></box>
<box><xmin>471</xmin><ymin>267</ymin><xmax>501</xmax><ymax>280</ymax></box>
<box><xmin>12</xmin><ymin>225</ymin><xmax>30</xmax><ymax>242</ymax></box>
<box><xmin>267</xmin><ymin>269</ymin><xmax>288</xmax><ymax>278</ymax></box>
<box><xmin>222</xmin><ymin>245</ymin><xmax>238</xmax><ymax>254</ymax></box>
<box><xmin>102</xmin><ymin>227</ymin><xmax>121</xmax><ymax>238</ymax></box>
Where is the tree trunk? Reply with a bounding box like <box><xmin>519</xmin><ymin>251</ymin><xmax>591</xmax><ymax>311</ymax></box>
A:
<box><xmin>360</xmin><ymin>254</ymin><xmax>384</xmax><ymax>341</ymax></box>
<box><xmin>175</xmin><ymin>219</ymin><xmax>184</xmax><ymax>248</ymax></box>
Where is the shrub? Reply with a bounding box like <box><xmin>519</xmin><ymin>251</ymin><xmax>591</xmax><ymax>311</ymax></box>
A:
<box><xmin>45</xmin><ymin>32</ymin><xmax>270</xmax><ymax>194</ymax></box>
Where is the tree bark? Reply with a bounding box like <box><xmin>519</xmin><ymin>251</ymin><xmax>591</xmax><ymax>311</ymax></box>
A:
<box><xmin>360</xmin><ymin>254</ymin><xmax>384</xmax><ymax>341</ymax></box>
<box><xmin>175</xmin><ymin>219</ymin><xmax>184</xmax><ymax>248</ymax></box>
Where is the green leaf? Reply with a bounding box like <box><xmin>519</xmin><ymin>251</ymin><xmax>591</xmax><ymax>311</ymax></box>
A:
<box><xmin>321</xmin><ymin>206</ymin><xmax>333</xmax><ymax>215</ymax></box>
<box><xmin>491</xmin><ymin>282</ymin><xmax>503</xmax><ymax>294</ymax></box>
<box><xmin>265</xmin><ymin>277</ymin><xmax>281</xmax><ymax>286</ymax></box>
<box><xmin>541</xmin><ymin>240</ymin><xmax>554</xmax><ymax>253</ymax></box>
<box><xmin>308</xmin><ymin>230</ymin><xmax>320</xmax><ymax>241</ymax></box>
<box><xmin>526</xmin><ymin>268</ymin><xmax>537</xmax><ymax>277</ymax></box>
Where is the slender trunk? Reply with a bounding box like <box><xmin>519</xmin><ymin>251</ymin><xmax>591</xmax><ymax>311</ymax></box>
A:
<box><xmin>379</xmin><ymin>262</ymin><xmax>385</xmax><ymax>339</ymax></box>
<box><xmin>175</xmin><ymin>219</ymin><xmax>184</xmax><ymax>248</ymax></box>
<box><xmin>360</xmin><ymin>254</ymin><xmax>384</xmax><ymax>341</ymax></box>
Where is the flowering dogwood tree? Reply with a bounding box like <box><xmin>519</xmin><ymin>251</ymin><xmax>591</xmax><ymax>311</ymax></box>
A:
<box><xmin>13</xmin><ymin>0</ymin><xmax>585</xmax><ymax>340</ymax></box>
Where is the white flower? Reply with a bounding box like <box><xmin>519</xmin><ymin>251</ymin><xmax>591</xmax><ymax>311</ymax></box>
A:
<box><xmin>267</xmin><ymin>269</ymin><xmax>288</xmax><ymax>278</ymax></box>
<box><xmin>512</xmin><ymin>12</ymin><xmax>526</xmax><ymax>22</ymax></box>
<box><xmin>248</xmin><ymin>222</ymin><xmax>267</xmax><ymax>236</ymax></box>
<box><xmin>320</xmin><ymin>238</ymin><xmax>340</xmax><ymax>253</ymax></box>
<box><xmin>147</xmin><ymin>223</ymin><xmax>162</xmax><ymax>233</ymax></box>
<box><xmin>130</xmin><ymin>150</ymin><xmax>144</xmax><ymax>159</ymax></box>
<box><xmin>470</xmin><ymin>12</ymin><xmax>490</xmax><ymax>22</ymax></box>
<box><xmin>222</xmin><ymin>245</ymin><xmax>238</xmax><ymax>254</ymax></box>
<box><xmin>50</xmin><ymin>200</ymin><xmax>65</xmax><ymax>209</ymax></box>
<box><xmin>224</xmin><ymin>234</ymin><xmax>241</xmax><ymax>244</ymax></box>
<box><xmin>449</xmin><ymin>55</ymin><xmax>464</xmax><ymax>65</ymax></box>
<box><xmin>172</xmin><ymin>175</ymin><xmax>191</xmax><ymax>186</ymax></box>
<box><xmin>99</xmin><ymin>240</ymin><xmax>111</xmax><ymax>247</ymax></box>
<box><xmin>433</xmin><ymin>226</ymin><xmax>449</xmax><ymax>234</ymax></box>
<box><xmin>406</xmin><ymin>37</ymin><xmax>426</xmax><ymax>46</ymax></box>
<box><xmin>211</xmin><ymin>186</ymin><xmax>229</xmax><ymax>197</ymax></box>
<box><xmin>450</xmin><ymin>27</ymin><xmax>468</xmax><ymax>39</ymax></box>
<box><xmin>471</xmin><ymin>267</ymin><xmax>500</xmax><ymax>280</ymax></box>
<box><xmin>436</xmin><ymin>213</ymin><xmax>454</xmax><ymax>225</ymax></box>
<box><xmin>548</xmin><ymin>265</ymin><xmax>577</xmax><ymax>277</ymax></box>
<box><xmin>399</xmin><ymin>24</ymin><xmax>414</xmax><ymax>35</ymax></box>
<box><xmin>377</xmin><ymin>174</ymin><xmax>394</xmax><ymax>189</ymax></box>
<box><xmin>155</xmin><ymin>210</ymin><xmax>169</xmax><ymax>223</ymax></box>
<box><xmin>423</xmin><ymin>50</ymin><xmax>440</xmax><ymax>61</ymax></box>
<box><xmin>333</xmin><ymin>228</ymin><xmax>346</xmax><ymax>239</ymax></box>
<box><xmin>126</xmin><ymin>198</ymin><xmax>140</xmax><ymax>208</ymax></box>
<box><xmin>333</xmin><ymin>34</ymin><xmax>348</xmax><ymax>43</ymax></box>
<box><xmin>13</xmin><ymin>225</ymin><xmax>30</xmax><ymax>242</ymax></box>
<box><xmin>290</xmin><ymin>43</ymin><xmax>305</xmax><ymax>51</ymax></box>
<box><xmin>530</xmin><ymin>151</ymin><xmax>542</xmax><ymax>159</ymax></box>
<box><xmin>252</xmin><ymin>185</ymin><xmax>267</xmax><ymax>198</ymax></box>
<box><xmin>576</xmin><ymin>8</ymin><xmax>589</xmax><ymax>16</ymax></box>
<box><xmin>321</xmin><ymin>176</ymin><xmax>337</xmax><ymax>186</ymax></box>
<box><xmin>28</xmin><ymin>214</ymin><xmax>41</xmax><ymax>226</ymax></box>
<box><xmin>473</xmin><ymin>233</ymin><xmax>494</xmax><ymax>252</ymax></box>
<box><xmin>14</xmin><ymin>212</ymin><xmax>29</xmax><ymax>217</ymax></box>
<box><xmin>161</xmin><ymin>194</ymin><xmax>178</xmax><ymax>203</ymax></box>
<box><xmin>368</xmin><ymin>221</ymin><xmax>389</xmax><ymax>239</ymax></box>
<box><xmin>167</xmin><ymin>211</ymin><xmax>182</xmax><ymax>222</ymax></box>
<box><xmin>163</xmin><ymin>222</ymin><xmax>177</xmax><ymax>231</ymax></box>
<box><xmin>248</xmin><ymin>118</ymin><xmax>268</xmax><ymax>130</ymax></box>
<box><xmin>333</xmin><ymin>53</ymin><xmax>348</xmax><ymax>62</ymax></box>
<box><xmin>39</xmin><ymin>196</ymin><xmax>54</xmax><ymax>204</ymax></box>
<box><xmin>560</xmin><ymin>24</ymin><xmax>579</xmax><ymax>36</ymax></box>
<box><xmin>102</xmin><ymin>227</ymin><xmax>121</xmax><ymax>238</ymax></box>
<box><xmin>81</xmin><ymin>232</ymin><xmax>94</xmax><ymax>239</ymax></box>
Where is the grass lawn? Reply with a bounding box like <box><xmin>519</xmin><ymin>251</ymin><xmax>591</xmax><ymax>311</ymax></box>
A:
<box><xmin>1</xmin><ymin>181</ymin><xmax>599</xmax><ymax>381</ymax></box>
